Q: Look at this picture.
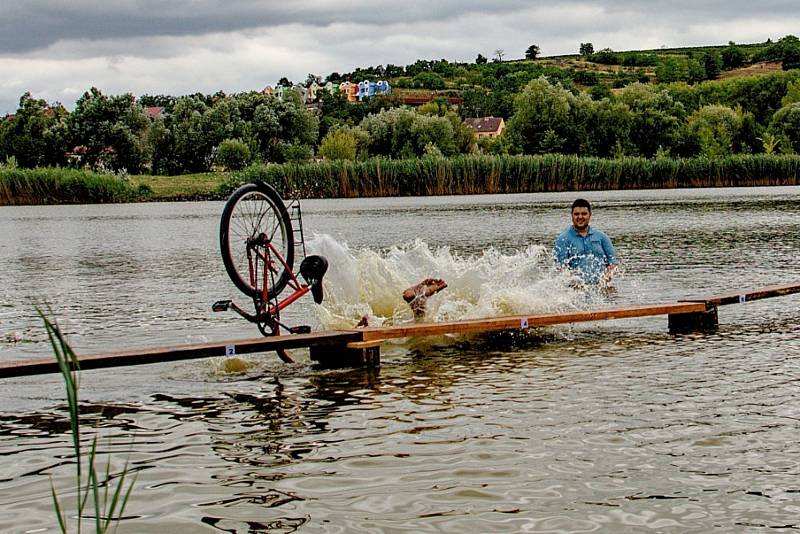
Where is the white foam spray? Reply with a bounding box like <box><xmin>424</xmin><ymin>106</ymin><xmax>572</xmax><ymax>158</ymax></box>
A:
<box><xmin>307</xmin><ymin>234</ymin><xmax>604</xmax><ymax>330</ymax></box>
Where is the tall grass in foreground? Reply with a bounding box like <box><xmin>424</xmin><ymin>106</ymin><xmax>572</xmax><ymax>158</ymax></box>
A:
<box><xmin>225</xmin><ymin>154</ymin><xmax>800</xmax><ymax>199</ymax></box>
<box><xmin>39</xmin><ymin>309</ymin><xmax>136</xmax><ymax>533</ymax></box>
<box><xmin>0</xmin><ymin>168</ymin><xmax>138</xmax><ymax>205</ymax></box>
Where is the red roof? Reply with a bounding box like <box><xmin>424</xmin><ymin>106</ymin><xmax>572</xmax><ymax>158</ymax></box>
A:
<box><xmin>464</xmin><ymin>116</ymin><xmax>504</xmax><ymax>134</ymax></box>
<box><xmin>143</xmin><ymin>106</ymin><xmax>164</xmax><ymax>119</ymax></box>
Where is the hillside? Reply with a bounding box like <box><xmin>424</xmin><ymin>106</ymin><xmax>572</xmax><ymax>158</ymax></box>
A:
<box><xmin>338</xmin><ymin>36</ymin><xmax>799</xmax><ymax>106</ymax></box>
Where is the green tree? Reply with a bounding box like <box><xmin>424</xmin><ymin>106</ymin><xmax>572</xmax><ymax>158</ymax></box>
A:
<box><xmin>579</xmin><ymin>42</ymin><xmax>594</xmax><ymax>56</ymax></box>
<box><xmin>278</xmin><ymin>143</ymin><xmax>313</xmax><ymax>163</ymax></box>
<box><xmin>146</xmin><ymin>116</ymin><xmax>177</xmax><ymax>175</ymax></box>
<box><xmin>445</xmin><ymin>111</ymin><xmax>476</xmax><ymax>154</ymax></box>
<box><xmin>460</xmin><ymin>88</ymin><xmax>493</xmax><ymax>118</ymax></box>
<box><xmin>685</xmin><ymin>104</ymin><xmax>743</xmax><ymax>156</ymax></box>
<box><xmin>272</xmin><ymin>91</ymin><xmax>319</xmax><ymax>161</ymax></box>
<box><xmin>686</xmin><ymin>58</ymin><xmax>707</xmax><ymax>84</ymax></box>
<box><xmin>169</xmin><ymin>95</ymin><xmax>210</xmax><ymax>172</ymax></box>
<box><xmin>702</xmin><ymin>51</ymin><xmax>722</xmax><ymax>80</ymax></box>
<box><xmin>769</xmin><ymin>102</ymin><xmax>800</xmax><ymax>153</ymax></box>
<box><xmin>584</xmin><ymin>98</ymin><xmax>634</xmax><ymax>157</ymax></box>
<box><xmin>66</xmin><ymin>87</ymin><xmax>149</xmax><ymax>172</ymax></box>
<box><xmin>782</xmin><ymin>80</ymin><xmax>800</xmax><ymax>106</ymax></box>
<box><xmin>656</xmin><ymin>58</ymin><xmax>684</xmax><ymax>83</ymax></box>
<box><xmin>418</xmin><ymin>99</ymin><xmax>448</xmax><ymax>116</ymax></box>
<box><xmin>411</xmin><ymin>72</ymin><xmax>446</xmax><ymax>89</ymax></box>
<box><xmin>619</xmin><ymin>83</ymin><xmax>684</xmax><ymax>157</ymax></box>
<box><xmin>317</xmin><ymin>89</ymin><xmax>353</xmax><ymax>139</ymax></box>
<box><xmin>589</xmin><ymin>84</ymin><xmax>613</xmax><ymax>101</ymax></box>
<box><xmin>358</xmin><ymin>107</ymin><xmax>462</xmax><ymax>158</ymax></box>
<box><xmin>200</xmin><ymin>98</ymin><xmax>247</xmax><ymax>158</ymax></box>
<box><xmin>318</xmin><ymin>127</ymin><xmax>368</xmax><ymax>160</ymax></box>
<box><xmin>721</xmin><ymin>45</ymin><xmax>746</xmax><ymax>69</ymax></box>
<box><xmin>475</xmin><ymin>53</ymin><xmax>488</xmax><ymax>64</ymax></box>
<box><xmin>0</xmin><ymin>93</ymin><xmax>68</xmax><ymax>168</ymax></box>
<box><xmin>525</xmin><ymin>44</ymin><xmax>541</xmax><ymax>60</ymax></box>
<box><xmin>505</xmin><ymin>77</ymin><xmax>572</xmax><ymax>154</ymax></box>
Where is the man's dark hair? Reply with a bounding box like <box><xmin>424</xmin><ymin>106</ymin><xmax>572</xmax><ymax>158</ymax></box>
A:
<box><xmin>571</xmin><ymin>198</ymin><xmax>592</xmax><ymax>213</ymax></box>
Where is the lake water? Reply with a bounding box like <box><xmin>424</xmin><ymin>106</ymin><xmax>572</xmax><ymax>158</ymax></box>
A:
<box><xmin>1</xmin><ymin>187</ymin><xmax>799</xmax><ymax>532</ymax></box>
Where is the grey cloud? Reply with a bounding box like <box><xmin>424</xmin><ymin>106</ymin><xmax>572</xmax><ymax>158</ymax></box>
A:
<box><xmin>3</xmin><ymin>0</ymin><xmax>796</xmax><ymax>55</ymax></box>
<box><xmin>0</xmin><ymin>0</ymin><xmax>532</xmax><ymax>54</ymax></box>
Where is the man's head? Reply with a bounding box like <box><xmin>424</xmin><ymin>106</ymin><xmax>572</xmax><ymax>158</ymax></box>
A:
<box><xmin>571</xmin><ymin>198</ymin><xmax>592</xmax><ymax>233</ymax></box>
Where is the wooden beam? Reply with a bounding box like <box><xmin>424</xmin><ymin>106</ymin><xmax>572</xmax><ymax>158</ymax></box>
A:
<box><xmin>4</xmin><ymin>282</ymin><xmax>800</xmax><ymax>377</ymax></box>
<box><xmin>352</xmin><ymin>302</ymin><xmax>708</xmax><ymax>341</ymax></box>
<box><xmin>682</xmin><ymin>282</ymin><xmax>800</xmax><ymax>306</ymax></box>
<box><xmin>0</xmin><ymin>330</ymin><xmax>362</xmax><ymax>378</ymax></box>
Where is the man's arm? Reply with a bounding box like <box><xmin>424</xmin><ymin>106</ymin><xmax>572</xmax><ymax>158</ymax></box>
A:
<box><xmin>599</xmin><ymin>234</ymin><xmax>619</xmax><ymax>287</ymax></box>
<box><xmin>600</xmin><ymin>233</ymin><xmax>618</xmax><ymax>265</ymax></box>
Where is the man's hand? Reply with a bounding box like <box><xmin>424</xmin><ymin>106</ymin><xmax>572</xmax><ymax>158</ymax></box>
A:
<box><xmin>599</xmin><ymin>265</ymin><xmax>618</xmax><ymax>288</ymax></box>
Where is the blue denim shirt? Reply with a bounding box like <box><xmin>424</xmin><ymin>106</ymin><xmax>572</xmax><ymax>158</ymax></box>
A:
<box><xmin>553</xmin><ymin>226</ymin><xmax>618</xmax><ymax>284</ymax></box>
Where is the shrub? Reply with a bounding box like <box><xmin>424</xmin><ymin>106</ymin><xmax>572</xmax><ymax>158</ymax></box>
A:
<box><xmin>215</xmin><ymin>138</ymin><xmax>252</xmax><ymax>170</ymax></box>
<box><xmin>319</xmin><ymin>128</ymin><xmax>358</xmax><ymax>161</ymax></box>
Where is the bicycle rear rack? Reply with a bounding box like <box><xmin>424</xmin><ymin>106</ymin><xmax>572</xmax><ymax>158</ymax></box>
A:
<box><xmin>287</xmin><ymin>198</ymin><xmax>307</xmax><ymax>261</ymax></box>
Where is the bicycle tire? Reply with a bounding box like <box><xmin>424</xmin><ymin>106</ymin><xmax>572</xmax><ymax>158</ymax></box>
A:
<box><xmin>220</xmin><ymin>182</ymin><xmax>294</xmax><ymax>300</ymax></box>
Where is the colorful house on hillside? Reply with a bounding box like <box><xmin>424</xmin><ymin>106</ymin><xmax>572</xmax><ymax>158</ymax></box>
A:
<box><xmin>356</xmin><ymin>80</ymin><xmax>391</xmax><ymax>101</ymax></box>
<box><xmin>304</xmin><ymin>81</ymin><xmax>321</xmax><ymax>103</ymax></box>
<box><xmin>262</xmin><ymin>79</ymin><xmax>391</xmax><ymax>104</ymax></box>
<box><xmin>464</xmin><ymin>116</ymin><xmax>506</xmax><ymax>138</ymax></box>
<box><xmin>339</xmin><ymin>81</ymin><xmax>359</xmax><ymax>102</ymax></box>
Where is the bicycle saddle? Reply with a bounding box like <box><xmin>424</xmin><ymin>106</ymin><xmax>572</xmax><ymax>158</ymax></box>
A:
<box><xmin>300</xmin><ymin>255</ymin><xmax>328</xmax><ymax>304</ymax></box>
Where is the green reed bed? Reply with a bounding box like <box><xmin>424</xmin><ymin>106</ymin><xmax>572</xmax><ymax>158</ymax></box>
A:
<box><xmin>0</xmin><ymin>167</ymin><xmax>138</xmax><ymax>205</ymax></box>
<box><xmin>226</xmin><ymin>154</ymin><xmax>800</xmax><ymax>199</ymax></box>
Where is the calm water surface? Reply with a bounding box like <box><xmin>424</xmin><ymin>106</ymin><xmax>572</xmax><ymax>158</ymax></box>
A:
<box><xmin>0</xmin><ymin>187</ymin><xmax>799</xmax><ymax>532</ymax></box>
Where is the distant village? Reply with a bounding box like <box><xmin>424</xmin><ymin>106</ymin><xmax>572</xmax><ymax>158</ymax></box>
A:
<box><xmin>262</xmin><ymin>80</ymin><xmax>393</xmax><ymax>104</ymax></box>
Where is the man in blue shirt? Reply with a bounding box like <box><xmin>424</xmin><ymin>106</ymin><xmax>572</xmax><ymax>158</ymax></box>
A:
<box><xmin>553</xmin><ymin>198</ymin><xmax>618</xmax><ymax>286</ymax></box>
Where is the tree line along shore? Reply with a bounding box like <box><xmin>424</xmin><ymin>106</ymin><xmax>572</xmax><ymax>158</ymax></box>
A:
<box><xmin>3</xmin><ymin>153</ymin><xmax>800</xmax><ymax>206</ymax></box>
<box><xmin>3</xmin><ymin>36</ymin><xmax>800</xmax><ymax>205</ymax></box>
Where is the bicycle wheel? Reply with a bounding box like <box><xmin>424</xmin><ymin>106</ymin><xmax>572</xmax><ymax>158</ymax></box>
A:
<box><xmin>220</xmin><ymin>182</ymin><xmax>294</xmax><ymax>300</ymax></box>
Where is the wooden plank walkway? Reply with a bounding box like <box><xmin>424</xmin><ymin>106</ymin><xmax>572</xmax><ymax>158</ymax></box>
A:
<box><xmin>2</xmin><ymin>282</ymin><xmax>799</xmax><ymax>378</ymax></box>
<box><xmin>354</xmin><ymin>302</ymin><xmax>707</xmax><ymax>341</ymax></box>
<box><xmin>682</xmin><ymin>282</ymin><xmax>800</xmax><ymax>306</ymax></box>
<box><xmin>0</xmin><ymin>331</ymin><xmax>360</xmax><ymax>378</ymax></box>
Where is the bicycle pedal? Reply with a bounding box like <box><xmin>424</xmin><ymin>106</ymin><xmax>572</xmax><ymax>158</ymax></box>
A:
<box><xmin>289</xmin><ymin>325</ymin><xmax>311</xmax><ymax>334</ymax></box>
<box><xmin>212</xmin><ymin>300</ymin><xmax>232</xmax><ymax>312</ymax></box>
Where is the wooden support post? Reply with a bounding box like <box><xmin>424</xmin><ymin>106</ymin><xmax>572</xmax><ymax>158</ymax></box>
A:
<box><xmin>309</xmin><ymin>339</ymin><xmax>382</xmax><ymax>369</ymax></box>
<box><xmin>668</xmin><ymin>305</ymin><xmax>718</xmax><ymax>334</ymax></box>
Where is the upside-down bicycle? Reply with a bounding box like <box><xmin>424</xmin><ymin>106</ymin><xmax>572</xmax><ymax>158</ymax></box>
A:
<box><xmin>212</xmin><ymin>181</ymin><xmax>328</xmax><ymax>360</ymax></box>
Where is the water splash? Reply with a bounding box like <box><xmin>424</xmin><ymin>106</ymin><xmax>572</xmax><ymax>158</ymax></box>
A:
<box><xmin>307</xmin><ymin>234</ymin><xmax>600</xmax><ymax>330</ymax></box>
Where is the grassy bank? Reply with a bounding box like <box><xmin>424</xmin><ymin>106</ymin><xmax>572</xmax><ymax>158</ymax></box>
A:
<box><xmin>130</xmin><ymin>172</ymin><xmax>230</xmax><ymax>200</ymax></box>
<box><xmin>3</xmin><ymin>154</ymin><xmax>800</xmax><ymax>205</ymax></box>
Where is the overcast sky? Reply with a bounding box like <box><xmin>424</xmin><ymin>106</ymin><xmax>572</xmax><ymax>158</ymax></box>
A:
<box><xmin>2</xmin><ymin>1</ymin><xmax>798</xmax><ymax>115</ymax></box>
